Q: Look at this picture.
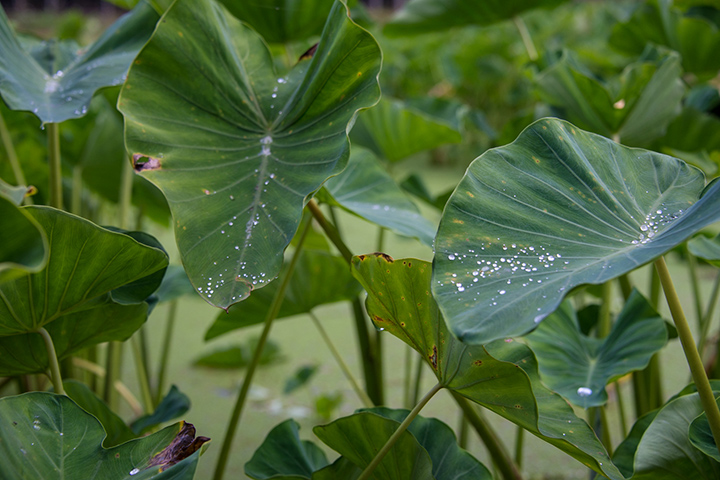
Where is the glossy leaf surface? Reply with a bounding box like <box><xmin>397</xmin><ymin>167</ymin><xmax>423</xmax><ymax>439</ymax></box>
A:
<box><xmin>525</xmin><ymin>290</ymin><xmax>667</xmax><ymax>408</ymax></box>
<box><xmin>0</xmin><ymin>207</ymin><xmax>167</xmax><ymax>335</ymax></box>
<box><xmin>383</xmin><ymin>0</ymin><xmax>565</xmax><ymax>36</ymax></box>
<box><xmin>535</xmin><ymin>50</ymin><xmax>684</xmax><ymax>145</ymax></box>
<box><xmin>352</xmin><ymin>254</ymin><xmax>623</xmax><ymax>479</ymax></box>
<box><xmin>0</xmin><ymin>392</ymin><xmax>204</xmax><ymax>479</ymax></box>
<box><xmin>0</xmin><ymin>195</ymin><xmax>47</xmax><ymax>284</ymax></box>
<box><xmin>0</xmin><ymin>2</ymin><xmax>159</xmax><ymax>123</ymax></box>
<box><xmin>205</xmin><ymin>250</ymin><xmax>360</xmax><ymax>340</ymax></box>
<box><xmin>119</xmin><ymin>0</ymin><xmax>381</xmax><ymax>309</ymax></box>
<box><xmin>350</xmin><ymin>98</ymin><xmax>462</xmax><ymax>162</ymax></box>
<box><xmin>323</xmin><ymin>147</ymin><xmax>436</xmax><ymax>245</ymax></box>
<box><xmin>434</xmin><ymin>118</ymin><xmax>720</xmax><ymax>345</ymax></box>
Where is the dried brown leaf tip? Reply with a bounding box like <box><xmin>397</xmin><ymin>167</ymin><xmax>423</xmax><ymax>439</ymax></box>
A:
<box><xmin>298</xmin><ymin>43</ymin><xmax>318</xmax><ymax>61</ymax></box>
<box><xmin>372</xmin><ymin>252</ymin><xmax>394</xmax><ymax>263</ymax></box>
<box><xmin>148</xmin><ymin>422</ymin><xmax>210</xmax><ymax>471</ymax></box>
<box><xmin>132</xmin><ymin>154</ymin><xmax>162</xmax><ymax>172</ymax></box>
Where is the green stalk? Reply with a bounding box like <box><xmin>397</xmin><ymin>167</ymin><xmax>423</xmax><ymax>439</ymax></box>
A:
<box><xmin>213</xmin><ymin>214</ymin><xmax>313</xmax><ymax>480</ymax></box>
<box><xmin>104</xmin><ymin>342</ymin><xmax>123</xmax><ymax>410</ymax></box>
<box><xmin>686</xmin><ymin>248</ymin><xmax>704</xmax><ymax>328</ymax></box>
<box><xmin>649</xmin><ymin>265</ymin><xmax>661</xmax><ymax>309</ymax></box>
<box><xmin>131</xmin><ymin>335</ymin><xmax>154</xmax><ymax>415</ymax></box>
<box><xmin>411</xmin><ymin>352</ymin><xmax>424</xmax><ymax>405</ymax></box>
<box><xmin>403</xmin><ymin>347</ymin><xmax>413</xmax><ymax>409</ymax></box>
<box><xmin>655</xmin><ymin>256</ymin><xmax>720</xmax><ymax>456</ymax></box>
<box><xmin>698</xmin><ymin>271</ymin><xmax>720</xmax><ymax>357</ymax></box>
<box><xmin>452</xmin><ymin>393</ymin><xmax>523</xmax><ymax>480</ymax></box>
<box><xmin>47</xmin><ymin>123</ymin><xmax>63</xmax><ymax>209</ymax></box>
<box><xmin>38</xmin><ymin>327</ymin><xmax>65</xmax><ymax>395</ymax></box>
<box><xmin>307</xmin><ymin>199</ymin><xmax>352</xmax><ymax>262</ymax></box>
<box><xmin>357</xmin><ymin>383</ymin><xmax>443</xmax><ymax>480</ymax></box>
<box><xmin>514</xmin><ymin>426</ymin><xmax>525</xmax><ymax>469</ymax></box>
<box><xmin>599</xmin><ymin>406</ymin><xmax>612</xmax><ymax>456</ymax></box>
<box><xmin>598</xmin><ymin>281</ymin><xmax>613</xmax><ymax>338</ymax></box>
<box><xmin>155</xmin><ymin>299</ymin><xmax>178</xmax><ymax>405</ymax></box>
<box><xmin>70</xmin><ymin>165</ymin><xmax>83</xmax><ymax>215</ymax></box>
<box><xmin>512</xmin><ymin>16</ymin><xmax>538</xmax><ymax>61</ymax></box>
<box><xmin>118</xmin><ymin>156</ymin><xmax>134</xmax><ymax>229</ymax></box>
<box><xmin>615</xmin><ymin>381</ymin><xmax>628</xmax><ymax>438</ymax></box>
<box><xmin>0</xmin><ymin>109</ymin><xmax>32</xmax><ymax>204</ymax></box>
<box><xmin>457</xmin><ymin>410</ymin><xmax>469</xmax><ymax>449</ymax></box>
<box><xmin>309</xmin><ymin>312</ymin><xmax>373</xmax><ymax>408</ymax></box>
<box><xmin>618</xmin><ymin>274</ymin><xmax>632</xmax><ymax>301</ymax></box>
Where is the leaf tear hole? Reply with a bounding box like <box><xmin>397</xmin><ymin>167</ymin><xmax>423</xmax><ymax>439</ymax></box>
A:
<box><xmin>132</xmin><ymin>154</ymin><xmax>161</xmax><ymax>172</ymax></box>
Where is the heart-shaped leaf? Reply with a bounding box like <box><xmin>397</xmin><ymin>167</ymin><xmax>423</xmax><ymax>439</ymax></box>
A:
<box><xmin>433</xmin><ymin>118</ymin><xmax>720</xmax><ymax>345</ymax></box>
<box><xmin>350</xmin><ymin>98</ymin><xmax>462</xmax><ymax>163</ymax></box>
<box><xmin>0</xmin><ymin>2</ymin><xmax>159</xmax><ymax>123</ymax></box>
<box><xmin>205</xmin><ymin>249</ymin><xmax>361</xmax><ymax>340</ymax></box>
<box><xmin>352</xmin><ymin>254</ymin><xmax>623</xmax><ymax>480</ymax></box>
<box><xmin>322</xmin><ymin>147</ymin><xmax>436</xmax><ymax>245</ymax></box>
<box><xmin>535</xmin><ymin>50</ymin><xmax>684</xmax><ymax>145</ymax></box>
<box><xmin>525</xmin><ymin>289</ymin><xmax>667</xmax><ymax>408</ymax></box>
<box><xmin>0</xmin><ymin>195</ymin><xmax>47</xmax><ymax>284</ymax></box>
<box><xmin>118</xmin><ymin>0</ymin><xmax>381</xmax><ymax>309</ymax></box>
<box><xmin>383</xmin><ymin>0</ymin><xmax>566</xmax><ymax>36</ymax></box>
<box><xmin>0</xmin><ymin>206</ymin><xmax>167</xmax><ymax>336</ymax></box>
<box><xmin>0</xmin><ymin>392</ymin><xmax>207</xmax><ymax>479</ymax></box>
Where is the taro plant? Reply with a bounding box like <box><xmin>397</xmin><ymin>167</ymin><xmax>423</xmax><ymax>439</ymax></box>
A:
<box><xmin>2</xmin><ymin>0</ymin><xmax>720</xmax><ymax>479</ymax></box>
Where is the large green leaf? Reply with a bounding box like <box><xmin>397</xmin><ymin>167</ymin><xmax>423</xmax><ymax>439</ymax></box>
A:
<box><xmin>352</xmin><ymin>254</ymin><xmax>623</xmax><ymax>480</ymax></box>
<box><xmin>0</xmin><ymin>2</ymin><xmax>159</xmax><ymax>123</ymax></box>
<box><xmin>630</xmin><ymin>393</ymin><xmax>720</xmax><ymax>479</ymax></box>
<box><xmin>609</xmin><ymin>0</ymin><xmax>720</xmax><ymax>79</ymax></box>
<box><xmin>218</xmin><ymin>0</ymin><xmax>336</xmax><ymax>44</ymax></box>
<box><xmin>349</xmin><ymin>98</ymin><xmax>462</xmax><ymax>163</ymax></box>
<box><xmin>119</xmin><ymin>0</ymin><xmax>381</xmax><ymax>310</ymax></box>
<box><xmin>525</xmin><ymin>290</ymin><xmax>667</xmax><ymax>408</ymax></box>
<box><xmin>322</xmin><ymin>147</ymin><xmax>436</xmax><ymax>245</ymax></box>
<box><xmin>689</xmin><ymin>397</ymin><xmax>720</xmax><ymax>463</ymax></box>
<box><xmin>0</xmin><ymin>195</ymin><xmax>47</xmax><ymax>284</ymax></box>
<box><xmin>0</xmin><ymin>393</ymin><xmax>206</xmax><ymax>479</ymax></box>
<box><xmin>688</xmin><ymin>233</ymin><xmax>720</xmax><ymax>266</ymax></box>
<box><xmin>433</xmin><ymin>118</ymin><xmax>720</xmax><ymax>345</ymax></box>
<box><xmin>205</xmin><ymin>249</ymin><xmax>360</xmax><ymax>340</ymax></box>
<box><xmin>383</xmin><ymin>0</ymin><xmax>566</xmax><ymax>36</ymax></box>
<box><xmin>535</xmin><ymin>50</ymin><xmax>684</xmax><ymax>145</ymax></box>
<box><xmin>245</xmin><ymin>420</ymin><xmax>329</xmax><ymax>480</ymax></box>
<box><xmin>0</xmin><ymin>207</ymin><xmax>167</xmax><ymax>335</ymax></box>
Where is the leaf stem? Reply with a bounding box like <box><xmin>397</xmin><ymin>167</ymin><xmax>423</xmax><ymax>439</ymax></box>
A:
<box><xmin>72</xmin><ymin>357</ymin><xmax>143</xmax><ymax>416</ymax></box>
<box><xmin>38</xmin><ymin>327</ymin><xmax>64</xmax><ymax>395</ymax></box>
<box><xmin>307</xmin><ymin>199</ymin><xmax>352</xmax><ymax>262</ymax></box>
<box><xmin>452</xmin><ymin>392</ymin><xmax>523</xmax><ymax>480</ymax></box>
<box><xmin>686</xmin><ymin>248</ymin><xmax>704</xmax><ymax>328</ymax></box>
<box><xmin>131</xmin><ymin>334</ymin><xmax>154</xmax><ymax>415</ymax></box>
<box><xmin>655</xmin><ymin>256</ymin><xmax>720</xmax><ymax>456</ymax></box>
<box><xmin>309</xmin><ymin>312</ymin><xmax>373</xmax><ymax>408</ymax></box>
<box><xmin>0</xmin><ymin>109</ymin><xmax>32</xmax><ymax>204</ymax></box>
<box><xmin>213</xmin><ymin>213</ymin><xmax>313</xmax><ymax>480</ymax></box>
<box><xmin>357</xmin><ymin>382</ymin><xmax>442</xmax><ymax>480</ymax></box>
<box><xmin>514</xmin><ymin>426</ymin><xmax>525</xmax><ymax>468</ymax></box>
<box><xmin>614</xmin><ymin>381</ymin><xmax>628</xmax><ymax>438</ymax></box>
<box><xmin>118</xmin><ymin>155</ymin><xmax>134</xmax><ymax>229</ymax></box>
<box><xmin>598</xmin><ymin>281</ymin><xmax>613</xmax><ymax>338</ymax></box>
<box><xmin>47</xmin><ymin>123</ymin><xmax>63</xmax><ymax>209</ymax></box>
<box><xmin>155</xmin><ymin>299</ymin><xmax>178</xmax><ymax>405</ymax></box>
<box><xmin>699</xmin><ymin>271</ymin><xmax>720</xmax><ymax>357</ymax></box>
<box><xmin>512</xmin><ymin>16</ymin><xmax>538</xmax><ymax>61</ymax></box>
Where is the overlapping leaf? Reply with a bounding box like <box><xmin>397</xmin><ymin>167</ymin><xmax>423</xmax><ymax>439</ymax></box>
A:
<box><xmin>0</xmin><ymin>195</ymin><xmax>47</xmax><ymax>284</ymax></box>
<box><xmin>119</xmin><ymin>0</ymin><xmax>381</xmax><ymax>309</ymax></box>
<box><xmin>688</xmin><ymin>233</ymin><xmax>720</xmax><ymax>266</ymax></box>
<box><xmin>525</xmin><ymin>290</ymin><xmax>667</xmax><ymax>408</ymax></box>
<box><xmin>433</xmin><ymin>118</ymin><xmax>720</xmax><ymax>345</ymax></box>
<box><xmin>383</xmin><ymin>0</ymin><xmax>566</xmax><ymax>36</ymax></box>
<box><xmin>323</xmin><ymin>147</ymin><xmax>436</xmax><ymax>245</ymax></box>
<box><xmin>0</xmin><ymin>393</ymin><xmax>206</xmax><ymax>479</ymax></box>
<box><xmin>0</xmin><ymin>2</ymin><xmax>159</xmax><ymax>123</ymax></box>
<box><xmin>352</xmin><ymin>254</ymin><xmax>623</xmax><ymax>480</ymax></box>
<box><xmin>689</xmin><ymin>397</ymin><xmax>720</xmax><ymax>463</ymax></box>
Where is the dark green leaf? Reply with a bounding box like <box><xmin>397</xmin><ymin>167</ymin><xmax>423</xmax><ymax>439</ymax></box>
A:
<box><xmin>525</xmin><ymin>289</ymin><xmax>667</xmax><ymax>408</ymax></box>
<box><xmin>131</xmin><ymin>385</ymin><xmax>191</xmax><ymax>435</ymax></box>
<box><xmin>119</xmin><ymin>0</ymin><xmax>381</xmax><ymax>310</ymax></box>
<box><xmin>284</xmin><ymin>365</ymin><xmax>318</xmax><ymax>394</ymax></box>
<box><xmin>194</xmin><ymin>338</ymin><xmax>283</xmax><ymax>369</ymax></box>
<box><xmin>689</xmin><ymin>397</ymin><xmax>720</xmax><ymax>462</ymax></box>
<box><xmin>688</xmin><ymin>234</ymin><xmax>720</xmax><ymax>266</ymax></box>
<box><xmin>154</xmin><ymin>265</ymin><xmax>195</xmax><ymax>303</ymax></box>
<box><xmin>0</xmin><ymin>195</ymin><xmax>47</xmax><ymax>284</ymax></box>
<box><xmin>433</xmin><ymin>118</ymin><xmax>720</xmax><ymax>345</ymax></box>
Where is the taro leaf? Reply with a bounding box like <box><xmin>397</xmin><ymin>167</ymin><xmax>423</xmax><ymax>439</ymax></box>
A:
<box><xmin>323</xmin><ymin>147</ymin><xmax>437</xmax><ymax>245</ymax></box>
<box><xmin>194</xmin><ymin>338</ymin><xmax>283</xmax><ymax>369</ymax></box>
<box><xmin>609</xmin><ymin>1</ymin><xmax>720</xmax><ymax>79</ymax></box>
<box><xmin>0</xmin><ymin>392</ymin><xmax>205</xmax><ymax>479</ymax></box>
<box><xmin>662</xmin><ymin>105</ymin><xmax>720</xmax><ymax>155</ymax></box>
<box><xmin>131</xmin><ymin>385</ymin><xmax>191</xmax><ymax>435</ymax></box>
<box><xmin>0</xmin><ymin>195</ymin><xmax>47</xmax><ymax>284</ymax></box>
<box><xmin>205</xmin><ymin>250</ymin><xmax>361</xmax><ymax>340</ymax></box>
<box><xmin>313</xmin><ymin>411</ymin><xmax>435</xmax><ymax>480</ymax></box>
<box><xmin>362</xmin><ymin>407</ymin><xmax>493</xmax><ymax>480</ymax></box>
<box><xmin>535</xmin><ymin>50</ymin><xmax>684</xmax><ymax>145</ymax></box>
<box><xmin>612</xmin><ymin>409</ymin><xmax>659</xmax><ymax>478</ymax></box>
<box><xmin>350</xmin><ymin>98</ymin><xmax>462</xmax><ymax>163</ymax></box>
<box><xmin>433</xmin><ymin>118</ymin><xmax>720</xmax><ymax>345</ymax></box>
<box><xmin>630</xmin><ymin>393</ymin><xmax>720</xmax><ymax>479</ymax></box>
<box><xmin>525</xmin><ymin>289</ymin><xmax>667</xmax><ymax>408</ymax></box>
<box><xmin>218</xmin><ymin>0</ymin><xmax>335</xmax><ymax>44</ymax></box>
<box><xmin>688</xmin><ymin>234</ymin><xmax>720</xmax><ymax>266</ymax></box>
<box><xmin>351</xmin><ymin>254</ymin><xmax>623</xmax><ymax>480</ymax></box>
<box><xmin>284</xmin><ymin>365</ymin><xmax>318</xmax><ymax>394</ymax></box>
<box><xmin>0</xmin><ymin>2</ymin><xmax>159</xmax><ymax>123</ymax></box>
<box><xmin>689</xmin><ymin>397</ymin><xmax>720</xmax><ymax>462</ymax></box>
<box><xmin>383</xmin><ymin>0</ymin><xmax>566</xmax><ymax>36</ymax></box>
<box><xmin>0</xmin><ymin>206</ymin><xmax>168</xmax><ymax>336</ymax></box>
<box><xmin>63</xmin><ymin>380</ymin><xmax>136</xmax><ymax>448</ymax></box>
<box><xmin>312</xmin><ymin>457</ymin><xmax>361</xmax><ymax>479</ymax></box>
<box><xmin>154</xmin><ymin>265</ymin><xmax>195</xmax><ymax>303</ymax></box>
<box><xmin>118</xmin><ymin>0</ymin><xmax>381</xmax><ymax>310</ymax></box>
<box><xmin>0</xmin><ymin>301</ymin><xmax>147</xmax><ymax>376</ymax></box>
<box><xmin>245</xmin><ymin>419</ymin><xmax>329</xmax><ymax>480</ymax></box>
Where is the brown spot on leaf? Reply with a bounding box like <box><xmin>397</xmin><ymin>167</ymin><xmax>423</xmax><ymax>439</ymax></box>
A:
<box><xmin>371</xmin><ymin>252</ymin><xmax>394</xmax><ymax>263</ymax></box>
<box><xmin>132</xmin><ymin>154</ymin><xmax>161</xmax><ymax>172</ymax></box>
<box><xmin>298</xmin><ymin>43</ymin><xmax>318</xmax><ymax>61</ymax></box>
<box><xmin>429</xmin><ymin>345</ymin><xmax>438</xmax><ymax>370</ymax></box>
<box><xmin>372</xmin><ymin>315</ymin><xmax>385</xmax><ymax>324</ymax></box>
<box><xmin>473</xmin><ymin>360</ymin><xmax>483</xmax><ymax>366</ymax></box>
<box><xmin>148</xmin><ymin>422</ymin><xmax>210</xmax><ymax>472</ymax></box>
